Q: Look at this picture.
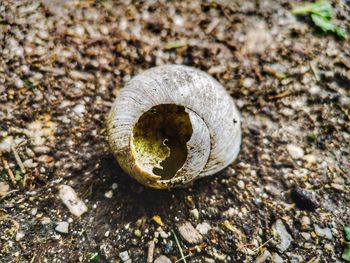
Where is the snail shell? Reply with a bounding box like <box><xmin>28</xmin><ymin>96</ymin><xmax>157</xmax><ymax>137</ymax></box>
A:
<box><xmin>107</xmin><ymin>65</ymin><xmax>241</xmax><ymax>189</ymax></box>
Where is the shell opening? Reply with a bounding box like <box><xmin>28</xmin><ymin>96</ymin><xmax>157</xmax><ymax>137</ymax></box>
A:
<box><xmin>132</xmin><ymin>104</ymin><xmax>193</xmax><ymax>180</ymax></box>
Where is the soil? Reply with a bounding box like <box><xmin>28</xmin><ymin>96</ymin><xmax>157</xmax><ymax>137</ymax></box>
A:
<box><xmin>0</xmin><ymin>0</ymin><xmax>349</xmax><ymax>262</ymax></box>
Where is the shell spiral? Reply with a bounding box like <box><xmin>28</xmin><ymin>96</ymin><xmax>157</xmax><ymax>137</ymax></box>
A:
<box><xmin>107</xmin><ymin>65</ymin><xmax>241</xmax><ymax>189</ymax></box>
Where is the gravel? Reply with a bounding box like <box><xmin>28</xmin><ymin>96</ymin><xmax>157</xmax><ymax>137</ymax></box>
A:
<box><xmin>178</xmin><ymin>221</ymin><xmax>203</xmax><ymax>245</ymax></box>
<box><xmin>273</xmin><ymin>219</ymin><xmax>293</xmax><ymax>252</ymax></box>
<box><xmin>55</xmin><ymin>221</ymin><xmax>69</xmax><ymax>234</ymax></box>
<box><xmin>58</xmin><ymin>185</ymin><xmax>88</xmax><ymax>217</ymax></box>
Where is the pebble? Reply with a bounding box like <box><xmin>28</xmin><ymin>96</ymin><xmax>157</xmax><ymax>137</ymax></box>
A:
<box><xmin>190</xmin><ymin>208</ymin><xmax>199</xmax><ymax>220</ymax></box>
<box><xmin>290</xmin><ymin>254</ymin><xmax>303</xmax><ymax>263</ymax></box>
<box><xmin>196</xmin><ymin>222</ymin><xmax>211</xmax><ymax>235</ymax></box>
<box><xmin>119</xmin><ymin>251</ymin><xmax>130</xmax><ymax>262</ymax></box>
<box><xmin>237</xmin><ymin>180</ymin><xmax>245</xmax><ymax>189</ymax></box>
<box><xmin>134</xmin><ymin>229</ymin><xmax>141</xmax><ymax>237</ymax></box>
<box><xmin>33</xmin><ymin>145</ymin><xmax>51</xmax><ymax>154</ymax></box>
<box><xmin>104</xmin><ymin>190</ymin><xmax>113</xmax><ymax>198</ymax></box>
<box><xmin>314</xmin><ymin>224</ymin><xmax>333</xmax><ymax>239</ymax></box>
<box><xmin>15</xmin><ymin>231</ymin><xmax>25</xmax><ymax>241</ymax></box>
<box><xmin>301</xmin><ymin>216</ymin><xmax>311</xmax><ymax>226</ymax></box>
<box><xmin>324</xmin><ymin>243</ymin><xmax>334</xmax><ymax>252</ymax></box>
<box><xmin>154</xmin><ymin>255</ymin><xmax>172</xmax><ymax>263</ymax></box>
<box><xmin>301</xmin><ymin>232</ymin><xmax>311</xmax><ymax>240</ymax></box>
<box><xmin>286</xmin><ymin>144</ymin><xmax>304</xmax><ymax>159</ymax></box>
<box><xmin>55</xmin><ymin>221</ymin><xmax>69</xmax><ymax>234</ymax></box>
<box><xmin>0</xmin><ymin>182</ymin><xmax>10</xmax><ymax>197</ymax></box>
<box><xmin>273</xmin><ymin>219</ymin><xmax>293</xmax><ymax>252</ymax></box>
<box><xmin>242</xmin><ymin>77</ymin><xmax>255</xmax><ymax>88</ymax></box>
<box><xmin>14</xmin><ymin>78</ymin><xmax>24</xmax><ymax>88</ymax></box>
<box><xmin>255</xmin><ymin>250</ymin><xmax>271</xmax><ymax>263</ymax></box>
<box><xmin>0</xmin><ymin>136</ymin><xmax>13</xmax><ymax>153</ymax></box>
<box><xmin>23</xmin><ymin>159</ymin><xmax>38</xmax><ymax>168</ymax></box>
<box><xmin>178</xmin><ymin>221</ymin><xmax>203</xmax><ymax>244</ymax></box>
<box><xmin>291</xmin><ymin>187</ymin><xmax>319</xmax><ymax>211</ymax></box>
<box><xmin>58</xmin><ymin>185</ymin><xmax>88</xmax><ymax>217</ymax></box>
<box><xmin>72</xmin><ymin>104</ymin><xmax>86</xmax><ymax>116</ymax></box>
<box><xmin>273</xmin><ymin>253</ymin><xmax>284</xmax><ymax>263</ymax></box>
<box><xmin>159</xmin><ymin>230</ymin><xmax>169</xmax><ymax>239</ymax></box>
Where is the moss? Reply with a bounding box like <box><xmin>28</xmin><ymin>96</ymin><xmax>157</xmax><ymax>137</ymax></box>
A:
<box><xmin>132</xmin><ymin>104</ymin><xmax>192</xmax><ymax>180</ymax></box>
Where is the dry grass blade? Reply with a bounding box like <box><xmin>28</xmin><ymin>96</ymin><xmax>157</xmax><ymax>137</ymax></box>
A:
<box><xmin>172</xmin><ymin>230</ymin><xmax>187</xmax><ymax>263</ymax></box>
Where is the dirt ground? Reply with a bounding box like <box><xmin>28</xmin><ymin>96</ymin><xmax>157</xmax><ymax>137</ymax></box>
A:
<box><xmin>0</xmin><ymin>0</ymin><xmax>349</xmax><ymax>262</ymax></box>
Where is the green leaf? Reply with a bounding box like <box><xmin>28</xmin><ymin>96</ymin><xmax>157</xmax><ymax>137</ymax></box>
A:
<box><xmin>311</xmin><ymin>14</ymin><xmax>335</xmax><ymax>31</ymax></box>
<box><xmin>15</xmin><ymin>171</ymin><xmax>22</xmax><ymax>182</ymax></box>
<box><xmin>292</xmin><ymin>1</ymin><xmax>333</xmax><ymax>18</ymax></box>
<box><xmin>343</xmin><ymin>242</ymin><xmax>350</xmax><ymax>262</ymax></box>
<box><xmin>89</xmin><ymin>253</ymin><xmax>100</xmax><ymax>262</ymax></box>
<box><xmin>345</xmin><ymin>227</ymin><xmax>350</xmax><ymax>242</ymax></box>
<box><xmin>311</xmin><ymin>14</ymin><xmax>348</xmax><ymax>39</ymax></box>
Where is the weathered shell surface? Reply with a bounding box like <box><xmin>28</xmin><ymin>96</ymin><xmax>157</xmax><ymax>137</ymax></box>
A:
<box><xmin>108</xmin><ymin>65</ymin><xmax>241</xmax><ymax>188</ymax></box>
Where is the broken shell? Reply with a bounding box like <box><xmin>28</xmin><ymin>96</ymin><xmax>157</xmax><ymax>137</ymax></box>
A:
<box><xmin>107</xmin><ymin>65</ymin><xmax>241</xmax><ymax>189</ymax></box>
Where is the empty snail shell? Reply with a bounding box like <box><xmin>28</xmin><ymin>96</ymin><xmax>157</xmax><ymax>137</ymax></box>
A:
<box><xmin>107</xmin><ymin>65</ymin><xmax>241</xmax><ymax>189</ymax></box>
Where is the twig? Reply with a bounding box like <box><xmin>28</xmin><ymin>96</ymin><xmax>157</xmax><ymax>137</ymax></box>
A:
<box><xmin>253</xmin><ymin>237</ymin><xmax>274</xmax><ymax>253</ymax></box>
<box><xmin>29</xmin><ymin>254</ymin><xmax>36</xmax><ymax>263</ymax></box>
<box><xmin>2</xmin><ymin>158</ymin><xmax>17</xmax><ymax>186</ymax></box>
<box><xmin>175</xmin><ymin>254</ymin><xmax>191</xmax><ymax>262</ymax></box>
<box><xmin>310</xmin><ymin>61</ymin><xmax>320</xmax><ymax>82</ymax></box>
<box><xmin>12</xmin><ymin>145</ymin><xmax>26</xmax><ymax>174</ymax></box>
<box><xmin>172</xmin><ymin>230</ymin><xmax>187</xmax><ymax>263</ymax></box>
<box><xmin>147</xmin><ymin>240</ymin><xmax>155</xmax><ymax>263</ymax></box>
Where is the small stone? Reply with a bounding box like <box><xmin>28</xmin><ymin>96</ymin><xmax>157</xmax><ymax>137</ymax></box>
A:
<box><xmin>237</xmin><ymin>180</ymin><xmax>245</xmax><ymax>189</ymax></box>
<box><xmin>301</xmin><ymin>216</ymin><xmax>311</xmax><ymax>226</ymax></box>
<box><xmin>154</xmin><ymin>255</ymin><xmax>172</xmax><ymax>263</ymax></box>
<box><xmin>224</xmin><ymin>207</ymin><xmax>235</xmax><ymax>218</ymax></box>
<box><xmin>301</xmin><ymin>232</ymin><xmax>311</xmax><ymax>240</ymax></box>
<box><xmin>255</xmin><ymin>250</ymin><xmax>271</xmax><ymax>263</ymax></box>
<box><xmin>112</xmin><ymin>183</ymin><xmax>118</xmax><ymax>190</ymax></box>
<box><xmin>31</xmin><ymin>208</ymin><xmax>38</xmax><ymax>216</ymax></box>
<box><xmin>134</xmin><ymin>229</ymin><xmax>141</xmax><ymax>237</ymax></box>
<box><xmin>314</xmin><ymin>224</ymin><xmax>333</xmax><ymax>239</ymax></box>
<box><xmin>324</xmin><ymin>243</ymin><xmax>334</xmax><ymax>252</ymax></box>
<box><xmin>14</xmin><ymin>78</ymin><xmax>24</xmax><ymax>88</ymax></box>
<box><xmin>104</xmin><ymin>190</ymin><xmax>113</xmax><ymax>198</ymax></box>
<box><xmin>0</xmin><ymin>182</ymin><xmax>10</xmax><ymax>197</ymax></box>
<box><xmin>23</xmin><ymin>159</ymin><xmax>38</xmax><ymax>168</ymax></box>
<box><xmin>15</xmin><ymin>231</ymin><xmax>25</xmax><ymax>241</ymax></box>
<box><xmin>178</xmin><ymin>221</ymin><xmax>203</xmax><ymax>244</ymax></box>
<box><xmin>273</xmin><ymin>253</ymin><xmax>284</xmax><ymax>263</ymax></box>
<box><xmin>291</xmin><ymin>187</ymin><xmax>319</xmax><ymax>211</ymax></box>
<box><xmin>58</xmin><ymin>185</ymin><xmax>88</xmax><ymax>217</ymax></box>
<box><xmin>119</xmin><ymin>251</ymin><xmax>130</xmax><ymax>262</ymax></box>
<box><xmin>41</xmin><ymin>217</ymin><xmax>51</xmax><ymax>225</ymax></box>
<box><xmin>273</xmin><ymin>219</ymin><xmax>293</xmax><ymax>252</ymax></box>
<box><xmin>190</xmin><ymin>208</ymin><xmax>199</xmax><ymax>220</ymax></box>
<box><xmin>290</xmin><ymin>254</ymin><xmax>303</xmax><ymax>263</ymax></box>
<box><xmin>196</xmin><ymin>222</ymin><xmax>211</xmax><ymax>235</ymax></box>
<box><xmin>55</xmin><ymin>221</ymin><xmax>69</xmax><ymax>234</ymax></box>
<box><xmin>159</xmin><ymin>230</ymin><xmax>169</xmax><ymax>239</ymax></box>
<box><xmin>330</xmin><ymin>183</ymin><xmax>345</xmax><ymax>191</ymax></box>
<box><xmin>33</xmin><ymin>145</ymin><xmax>51</xmax><ymax>154</ymax></box>
<box><xmin>286</xmin><ymin>144</ymin><xmax>304</xmax><ymax>159</ymax></box>
<box><xmin>0</xmin><ymin>136</ymin><xmax>13</xmax><ymax>153</ymax></box>
<box><xmin>72</xmin><ymin>104</ymin><xmax>86</xmax><ymax>116</ymax></box>
<box><xmin>242</xmin><ymin>77</ymin><xmax>255</xmax><ymax>88</ymax></box>
<box><xmin>302</xmin><ymin>154</ymin><xmax>317</xmax><ymax>164</ymax></box>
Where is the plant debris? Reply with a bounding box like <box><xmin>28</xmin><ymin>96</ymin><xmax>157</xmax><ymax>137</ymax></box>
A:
<box><xmin>292</xmin><ymin>1</ymin><xmax>347</xmax><ymax>39</ymax></box>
